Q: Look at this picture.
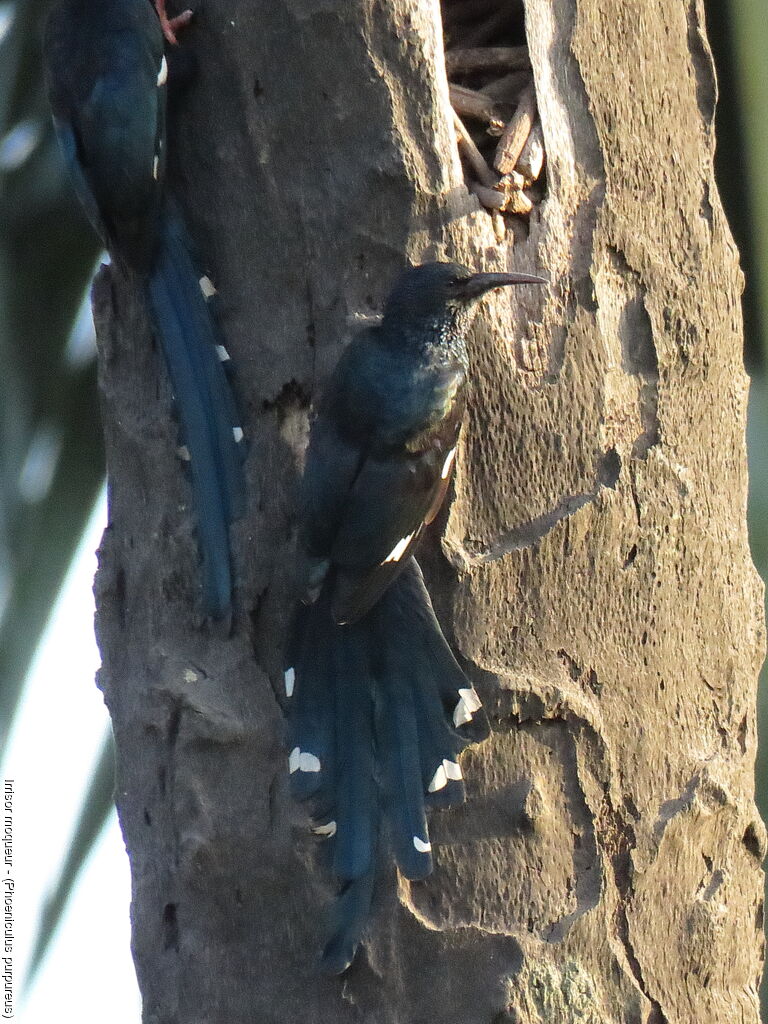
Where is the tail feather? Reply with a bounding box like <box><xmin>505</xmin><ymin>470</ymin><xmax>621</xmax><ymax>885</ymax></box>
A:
<box><xmin>146</xmin><ymin>205</ymin><xmax>245</xmax><ymax>617</ymax></box>
<box><xmin>287</xmin><ymin>600</ymin><xmax>376</xmax><ymax>969</ymax></box>
<box><xmin>375</xmin><ymin>670</ymin><xmax>433</xmax><ymax>879</ymax></box>
<box><xmin>407</xmin><ymin>650</ymin><xmax>468</xmax><ymax>811</ymax></box>
<box><xmin>157</xmin><ymin>213</ymin><xmax>246</xmax><ymax>520</ymax></box>
<box><xmin>286</xmin><ymin>605</ymin><xmax>335</xmax><ymax>804</ymax></box>
<box><xmin>332</xmin><ymin>622</ymin><xmax>376</xmax><ymax>881</ymax></box>
<box><xmin>320</xmin><ymin>866</ymin><xmax>376</xmax><ymax>975</ymax></box>
<box><xmin>403</xmin><ymin>565</ymin><xmax>491</xmax><ymax>746</ymax></box>
<box><xmin>374</xmin><ymin>569</ymin><xmax>468</xmax><ymax>810</ymax></box>
<box><xmin>286</xmin><ymin>556</ymin><xmax>488</xmax><ymax>969</ymax></box>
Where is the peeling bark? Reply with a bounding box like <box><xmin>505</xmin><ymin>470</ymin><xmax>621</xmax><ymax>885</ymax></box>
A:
<box><xmin>93</xmin><ymin>1</ymin><xmax>764</xmax><ymax>1021</ymax></box>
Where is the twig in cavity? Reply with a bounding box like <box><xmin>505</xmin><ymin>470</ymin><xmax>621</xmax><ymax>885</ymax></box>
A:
<box><xmin>494</xmin><ymin>81</ymin><xmax>537</xmax><ymax>174</ymax></box>
<box><xmin>445</xmin><ymin>46</ymin><xmax>530</xmax><ymax>75</ymax></box>
<box><xmin>516</xmin><ymin>119</ymin><xmax>545</xmax><ymax>183</ymax></box>
<box><xmin>470</xmin><ymin>182</ymin><xmax>534</xmax><ymax>215</ymax></box>
<box><xmin>499</xmin><ymin>169</ymin><xmax>526</xmax><ymax>191</ymax></box>
<box><xmin>480</xmin><ymin>71</ymin><xmax>531</xmax><ymax>103</ymax></box>
<box><xmin>505</xmin><ymin>190</ymin><xmax>534</xmax><ymax>215</ymax></box>
<box><xmin>449</xmin><ymin>84</ymin><xmax>508</xmax><ymax>130</ymax></box>
<box><xmin>469</xmin><ymin>182</ymin><xmax>506</xmax><ymax>210</ymax></box>
<box><xmin>453</xmin><ymin>111</ymin><xmax>497</xmax><ymax>188</ymax></box>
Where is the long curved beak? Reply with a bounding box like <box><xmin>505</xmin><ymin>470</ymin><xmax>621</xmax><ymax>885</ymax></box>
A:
<box><xmin>460</xmin><ymin>271</ymin><xmax>548</xmax><ymax>300</ymax></box>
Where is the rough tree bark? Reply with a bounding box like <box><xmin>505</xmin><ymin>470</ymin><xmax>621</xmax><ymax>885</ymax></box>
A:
<box><xmin>93</xmin><ymin>0</ymin><xmax>764</xmax><ymax>1021</ymax></box>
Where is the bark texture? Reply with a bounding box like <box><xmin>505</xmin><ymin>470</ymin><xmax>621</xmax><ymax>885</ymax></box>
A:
<box><xmin>93</xmin><ymin>1</ymin><xmax>765</xmax><ymax>1021</ymax></box>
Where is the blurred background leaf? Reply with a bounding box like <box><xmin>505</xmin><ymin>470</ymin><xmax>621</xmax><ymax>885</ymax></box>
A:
<box><xmin>0</xmin><ymin>0</ymin><xmax>111</xmax><ymax>1004</ymax></box>
<box><xmin>0</xmin><ymin>0</ymin><xmax>103</xmax><ymax>753</ymax></box>
<box><xmin>709</xmin><ymin>1</ymin><xmax>768</xmax><ymax>1015</ymax></box>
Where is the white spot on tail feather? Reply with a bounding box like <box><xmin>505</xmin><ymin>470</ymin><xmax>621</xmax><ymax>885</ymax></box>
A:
<box><xmin>199</xmin><ymin>275</ymin><xmax>217</xmax><ymax>299</ymax></box>
<box><xmin>232</xmin><ymin>426</ymin><xmax>244</xmax><ymax>443</ymax></box>
<box><xmin>428</xmin><ymin>764</ymin><xmax>447</xmax><ymax>792</ymax></box>
<box><xmin>289</xmin><ymin>747</ymin><xmax>321</xmax><ymax>773</ymax></box>
<box><xmin>453</xmin><ymin>687</ymin><xmax>482</xmax><ymax>727</ymax></box>
<box><xmin>413</xmin><ymin>836</ymin><xmax>431</xmax><ymax>853</ymax></box>
<box><xmin>152</xmin><ymin>155</ymin><xmax>159</xmax><ymax>180</ymax></box>
<box><xmin>290</xmin><ymin>749</ymin><xmax>323</xmax><ymax>770</ymax></box>
<box><xmin>441</xmin><ymin>447</ymin><xmax>457</xmax><ymax>479</ymax></box>
<box><xmin>215</xmin><ymin>344</ymin><xmax>230</xmax><ymax>362</ymax></box>
<box><xmin>453</xmin><ymin>701</ymin><xmax>472</xmax><ymax>727</ymax></box>
<box><xmin>382</xmin><ymin>532</ymin><xmax>414</xmax><ymax>564</ymax></box>
<box><xmin>460</xmin><ymin>687</ymin><xmax>482</xmax><ymax>712</ymax></box>
<box><xmin>299</xmin><ymin>751</ymin><xmax>321</xmax><ymax>772</ymax></box>
<box><xmin>157</xmin><ymin>55</ymin><xmax>168</xmax><ymax>87</ymax></box>
<box><xmin>429</xmin><ymin>758</ymin><xmax>463</xmax><ymax>793</ymax></box>
<box><xmin>312</xmin><ymin>820</ymin><xmax>337</xmax><ymax>837</ymax></box>
<box><xmin>284</xmin><ymin>667</ymin><xmax>295</xmax><ymax>698</ymax></box>
<box><xmin>176</xmin><ymin>445</ymin><xmax>191</xmax><ymax>462</ymax></box>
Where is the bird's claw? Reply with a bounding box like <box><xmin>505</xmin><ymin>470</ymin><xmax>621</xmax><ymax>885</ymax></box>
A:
<box><xmin>154</xmin><ymin>0</ymin><xmax>193</xmax><ymax>46</ymax></box>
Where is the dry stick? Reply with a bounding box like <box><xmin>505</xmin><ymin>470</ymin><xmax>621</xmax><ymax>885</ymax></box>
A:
<box><xmin>506</xmin><ymin>190</ymin><xmax>534</xmax><ymax>215</ymax></box>
<box><xmin>449</xmin><ymin>84</ymin><xmax>508</xmax><ymax>127</ymax></box>
<box><xmin>480</xmin><ymin>70</ymin><xmax>531</xmax><ymax>102</ymax></box>
<box><xmin>469</xmin><ymin>182</ymin><xmax>506</xmax><ymax>210</ymax></box>
<box><xmin>516</xmin><ymin>119</ymin><xmax>545</xmax><ymax>183</ymax></box>
<box><xmin>445</xmin><ymin>46</ymin><xmax>530</xmax><ymax>75</ymax></box>
<box><xmin>499</xmin><ymin>169</ymin><xmax>526</xmax><ymax>191</ymax></box>
<box><xmin>455</xmin><ymin>108</ymin><xmax>539</xmax><ymax>220</ymax></box>
<box><xmin>494</xmin><ymin>80</ymin><xmax>537</xmax><ymax>174</ymax></box>
<box><xmin>453</xmin><ymin>111</ymin><xmax>497</xmax><ymax>188</ymax></box>
<box><xmin>471</xmin><ymin>182</ymin><xmax>534</xmax><ymax>215</ymax></box>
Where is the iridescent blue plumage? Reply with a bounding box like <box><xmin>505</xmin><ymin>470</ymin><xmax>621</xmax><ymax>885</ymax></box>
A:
<box><xmin>44</xmin><ymin>0</ymin><xmax>245</xmax><ymax>617</ymax></box>
<box><xmin>287</xmin><ymin>261</ymin><xmax>545</xmax><ymax>971</ymax></box>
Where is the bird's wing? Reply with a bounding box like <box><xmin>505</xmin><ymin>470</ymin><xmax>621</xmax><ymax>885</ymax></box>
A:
<box><xmin>327</xmin><ymin>369</ymin><xmax>466</xmax><ymax>624</ymax></box>
<box><xmin>298</xmin><ymin>407</ymin><xmax>368</xmax><ymax>600</ymax></box>
<box><xmin>45</xmin><ymin>2</ymin><xmax>166</xmax><ymax>268</ymax></box>
<box><xmin>50</xmin><ymin>117</ymin><xmax>106</xmax><ymax>240</ymax></box>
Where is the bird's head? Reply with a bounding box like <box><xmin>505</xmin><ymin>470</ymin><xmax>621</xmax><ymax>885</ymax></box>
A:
<box><xmin>381</xmin><ymin>261</ymin><xmax>547</xmax><ymax>336</ymax></box>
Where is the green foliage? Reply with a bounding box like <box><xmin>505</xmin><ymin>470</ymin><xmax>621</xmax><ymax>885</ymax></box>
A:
<box><xmin>747</xmin><ymin>381</ymin><xmax>768</xmax><ymax>1020</ymax></box>
<box><xmin>0</xmin><ymin>0</ymin><xmax>104</xmax><ymax>755</ymax></box>
<box><xmin>0</xmin><ymin>0</ymin><xmax>109</xmax><ymax>988</ymax></box>
<box><xmin>722</xmin><ymin>0</ymin><xmax>768</xmax><ymax>1015</ymax></box>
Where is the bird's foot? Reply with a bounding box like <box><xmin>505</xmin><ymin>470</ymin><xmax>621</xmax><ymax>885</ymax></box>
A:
<box><xmin>154</xmin><ymin>0</ymin><xmax>193</xmax><ymax>46</ymax></box>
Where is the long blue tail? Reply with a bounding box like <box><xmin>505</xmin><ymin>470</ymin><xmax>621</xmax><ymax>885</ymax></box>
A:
<box><xmin>145</xmin><ymin>205</ymin><xmax>246</xmax><ymax>618</ymax></box>
<box><xmin>285</xmin><ymin>558</ymin><xmax>488</xmax><ymax>972</ymax></box>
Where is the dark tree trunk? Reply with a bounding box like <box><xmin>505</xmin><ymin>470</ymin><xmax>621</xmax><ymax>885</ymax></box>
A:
<box><xmin>94</xmin><ymin>1</ymin><xmax>765</xmax><ymax>1021</ymax></box>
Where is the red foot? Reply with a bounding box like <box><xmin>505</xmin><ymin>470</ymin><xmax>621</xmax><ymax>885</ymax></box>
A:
<box><xmin>154</xmin><ymin>0</ymin><xmax>193</xmax><ymax>46</ymax></box>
